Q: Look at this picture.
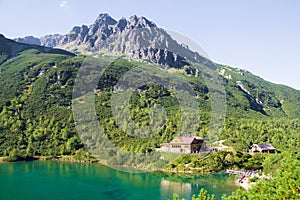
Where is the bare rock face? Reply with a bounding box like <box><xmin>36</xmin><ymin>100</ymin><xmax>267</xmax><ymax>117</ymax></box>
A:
<box><xmin>14</xmin><ymin>36</ymin><xmax>41</xmax><ymax>45</ymax></box>
<box><xmin>40</xmin><ymin>34</ymin><xmax>64</xmax><ymax>47</ymax></box>
<box><xmin>114</xmin><ymin>18</ymin><xmax>128</xmax><ymax>33</ymax></box>
<box><xmin>14</xmin><ymin>13</ymin><xmax>215</xmax><ymax>69</ymax></box>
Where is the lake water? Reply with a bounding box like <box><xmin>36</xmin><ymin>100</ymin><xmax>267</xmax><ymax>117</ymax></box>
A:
<box><xmin>0</xmin><ymin>161</ymin><xmax>238</xmax><ymax>200</ymax></box>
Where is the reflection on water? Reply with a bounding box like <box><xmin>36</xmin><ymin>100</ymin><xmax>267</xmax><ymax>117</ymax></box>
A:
<box><xmin>0</xmin><ymin>162</ymin><xmax>238</xmax><ymax>200</ymax></box>
<box><xmin>159</xmin><ymin>173</ymin><xmax>238</xmax><ymax>200</ymax></box>
<box><xmin>161</xmin><ymin>179</ymin><xmax>192</xmax><ymax>199</ymax></box>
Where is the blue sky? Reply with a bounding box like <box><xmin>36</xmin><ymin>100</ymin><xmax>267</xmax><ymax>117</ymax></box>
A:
<box><xmin>1</xmin><ymin>0</ymin><xmax>300</xmax><ymax>89</ymax></box>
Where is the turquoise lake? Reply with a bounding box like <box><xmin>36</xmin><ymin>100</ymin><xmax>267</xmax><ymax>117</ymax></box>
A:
<box><xmin>0</xmin><ymin>161</ymin><xmax>238</xmax><ymax>200</ymax></box>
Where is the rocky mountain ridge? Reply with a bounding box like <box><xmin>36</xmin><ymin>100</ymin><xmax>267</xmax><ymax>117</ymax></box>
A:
<box><xmin>14</xmin><ymin>13</ymin><xmax>214</xmax><ymax>69</ymax></box>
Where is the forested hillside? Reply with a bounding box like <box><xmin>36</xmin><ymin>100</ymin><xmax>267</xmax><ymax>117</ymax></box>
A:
<box><xmin>0</xmin><ymin>36</ymin><xmax>299</xmax><ymax>159</ymax></box>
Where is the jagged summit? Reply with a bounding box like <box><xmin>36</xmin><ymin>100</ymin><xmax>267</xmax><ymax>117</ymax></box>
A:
<box><xmin>128</xmin><ymin>15</ymin><xmax>157</xmax><ymax>28</ymax></box>
<box><xmin>14</xmin><ymin>13</ymin><xmax>212</xmax><ymax>69</ymax></box>
<box><xmin>114</xmin><ymin>17</ymin><xmax>127</xmax><ymax>32</ymax></box>
<box><xmin>94</xmin><ymin>13</ymin><xmax>117</xmax><ymax>26</ymax></box>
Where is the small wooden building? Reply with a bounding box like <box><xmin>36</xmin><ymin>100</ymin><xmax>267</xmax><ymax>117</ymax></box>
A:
<box><xmin>159</xmin><ymin>136</ymin><xmax>206</xmax><ymax>154</ymax></box>
<box><xmin>249</xmin><ymin>144</ymin><xmax>276</xmax><ymax>153</ymax></box>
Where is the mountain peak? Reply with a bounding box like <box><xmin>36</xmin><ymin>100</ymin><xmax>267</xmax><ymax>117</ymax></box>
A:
<box><xmin>129</xmin><ymin>15</ymin><xmax>138</xmax><ymax>21</ymax></box>
<box><xmin>95</xmin><ymin>13</ymin><xmax>117</xmax><ymax>25</ymax></box>
<box><xmin>114</xmin><ymin>17</ymin><xmax>128</xmax><ymax>32</ymax></box>
<box><xmin>128</xmin><ymin>15</ymin><xmax>156</xmax><ymax>28</ymax></box>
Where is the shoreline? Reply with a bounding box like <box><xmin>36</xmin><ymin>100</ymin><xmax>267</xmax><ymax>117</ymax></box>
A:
<box><xmin>0</xmin><ymin>155</ymin><xmax>237</xmax><ymax>175</ymax></box>
<box><xmin>0</xmin><ymin>155</ymin><xmax>246</xmax><ymax>188</ymax></box>
<box><xmin>0</xmin><ymin>156</ymin><xmax>207</xmax><ymax>174</ymax></box>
